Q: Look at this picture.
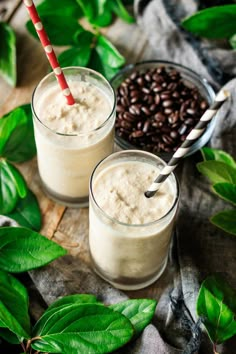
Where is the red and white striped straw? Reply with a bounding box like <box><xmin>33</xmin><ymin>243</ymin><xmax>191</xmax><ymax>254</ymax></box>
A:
<box><xmin>145</xmin><ymin>89</ymin><xmax>230</xmax><ymax>198</ymax></box>
<box><xmin>23</xmin><ymin>0</ymin><xmax>75</xmax><ymax>105</ymax></box>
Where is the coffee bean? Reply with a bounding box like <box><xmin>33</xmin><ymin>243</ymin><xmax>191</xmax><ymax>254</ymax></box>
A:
<box><xmin>115</xmin><ymin>65</ymin><xmax>209</xmax><ymax>154</ymax></box>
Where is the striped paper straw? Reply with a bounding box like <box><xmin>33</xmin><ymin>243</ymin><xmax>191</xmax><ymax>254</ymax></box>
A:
<box><xmin>23</xmin><ymin>0</ymin><xmax>75</xmax><ymax>105</ymax></box>
<box><xmin>145</xmin><ymin>89</ymin><xmax>230</xmax><ymax>198</ymax></box>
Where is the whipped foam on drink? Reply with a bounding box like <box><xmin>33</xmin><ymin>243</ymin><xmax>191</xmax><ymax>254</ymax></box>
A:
<box><xmin>37</xmin><ymin>81</ymin><xmax>111</xmax><ymax>135</ymax></box>
<box><xmin>93</xmin><ymin>161</ymin><xmax>174</xmax><ymax>224</ymax></box>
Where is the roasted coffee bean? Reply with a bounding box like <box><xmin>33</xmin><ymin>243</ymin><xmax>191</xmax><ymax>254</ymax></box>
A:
<box><xmin>115</xmin><ymin>65</ymin><xmax>209</xmax><ymax>154</ymax></box>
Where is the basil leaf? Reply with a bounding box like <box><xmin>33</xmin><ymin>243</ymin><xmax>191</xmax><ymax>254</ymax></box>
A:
<box><xmin>0</xmin><ymin>327</ymin><xmax>20</xmax><ymax>344</ymax></box>
<box><xmin>34</xmin><ymin>0</ymin><xmax>82</xmax><ymax>18</ymax></box>
<box><xmin>32</xmin><ymin>303</ymin><xmax>133</xmax><ymax>353</ymax></box>
<box><xmin>229</xmin><ymin>33</ymin><xmax>236</xmax><ymax>49</ymax></box>
<box><xmin>26</xmin><ymin>15</ymin><xmax>83</xmax><ymax>46</ymax></box>
<box><xmin>212</xmin><ymin>183</ymin><xmax>236</xmax><ymax>206</ymax></box>
<box><xmin>110</xmin><ymin>299</ymin><xmax>157</xmax><ymax>337</ymax></box>
<box><xmin>0</xmin><ymin>271</ymin><xmax>30</xmax><ymax>340</ymax></box>
<box><xmin>108</xmin><ymin>0</ymin><xmax>135</xmax><ymax>23</ymax></box>
<box><xmin>96</xmin><ymin>35</ymin><xmax>125</xmax><ymax>68</ymax></box>
<box><xmin>6</xmin><ymin>189</ymin><xmax>42</xmax><ymax>231</ymax></box>
<box><xmin>197</xmin><ymin>274</ymin><xmax>236</xmax><ymax>343</ymax></box>
<box><xmin>201</xmin><ymin>147</ymin><xmax>236</xmax><ymax>168</ymax></box>
<box><xmin>76</xmin><ymin>0</ymin><xmax>95</xmax><ymax>22</ymax></box>
<box><xmin>47</xmin><ymin>294</ymin><xmax>99</xmax><ymax>311</ymax></box>
<box><xmin>197</xmin><ymin>161</ymin><xmax>236</xmax><ymax>185</ymax></box>
<box><xmin>89</xmin><ymin>49</ymin><xmax>120</xmax><ymax>80</ymax></box>
<box><xmin>211</xmin><ymin>209</ymin><xmax>236</xmax><ymax>236</ymax></box>
<box><xmin>0</xmin><ymin>227</ymin><xmax>66</xmax><ymax>273</ymax></box>
<box><xmin>182</xmin><ymin>5</ymin><xmax>236</xmax><ymax>39</ymax></box>
<box><xmin>33</xmin><ymin>294</ymin><xmax>100</xmax><ymax>335</ymax></box>
<box><xmin>0</xmin><ymin>22</ymin><xmax>16</xmax><ymax>86</ymax></box>
<box><xmin>58</xmin><ymin>31</ymin><xmax>92</xmax><ymax>68</ymax></box>
<box><xmin>0</xmin><ymin>104</ymin><xmax>36</xmax><ymax>163</ymax></box>
<box><xmin>0</xmin><ymin>160</ymin><xmax>27</xmax><ymax>214</ymax></box>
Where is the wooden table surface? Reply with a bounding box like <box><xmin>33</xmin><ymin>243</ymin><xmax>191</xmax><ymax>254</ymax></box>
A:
<box><xmin>0</xmin><ymin>0</ymin><xmax>175</xmax><ymax>300</ymax></box>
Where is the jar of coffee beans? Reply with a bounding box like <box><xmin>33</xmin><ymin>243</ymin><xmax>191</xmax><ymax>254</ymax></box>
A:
<box><xmin>111</xmin><ymin>61</ymin><xmax>216</xmax><ymax>160</ymax></box>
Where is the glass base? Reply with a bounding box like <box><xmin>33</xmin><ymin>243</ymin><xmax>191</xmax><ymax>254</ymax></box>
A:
<box><xmin>41</xmin><ymin>180</ymin><xmax>89</xmax><ymax>208</ymax></box>
<box><xmin>92</xmin><ymin>257</ymin><xmax>168</xmax><ymax>291</ymax></box>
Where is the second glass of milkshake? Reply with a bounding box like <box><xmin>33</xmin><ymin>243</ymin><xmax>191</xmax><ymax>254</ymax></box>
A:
<box><xmin>32</xmin><ymin>67</ymin><xmax>116</xmax><ymax>207</ymax></box>
<box><xmin>89</xmin><ymin>150</ymin><xmax>179</xmax><ymax>290</ymax></box>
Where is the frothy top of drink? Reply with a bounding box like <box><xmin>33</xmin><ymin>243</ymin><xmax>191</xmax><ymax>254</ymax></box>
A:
<box><xmin>36</xmin><ymin>81</ymin><xmax>112</xmax><ymax>134</ymax></box>
<box><xmin>93</xmin><ymin>161</ymin><xmax>176</xmax><ymax>224</ymax></box>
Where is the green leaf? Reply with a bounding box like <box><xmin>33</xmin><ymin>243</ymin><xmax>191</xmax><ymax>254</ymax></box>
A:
<box><xmin>229</xmin><ymin>33</ymin><xmax>236</xmax><ymax>49</ymax></box>
<box><xmin>0</xmin><ymin>160</ymin><xmax>27</xmax><ymax>214</ymax></box>
<box><xmin>26</xmin><ymin>15</ymin><xmax>83</xmax><ymax>46</ymax></box>
<box><xmin>0</xmin><ymin>22</ymin><xmax>16</xmax><ymax>86</ymax></box>
<box><xmin>211</xmin><ymin>209</ymin><xmax>236</xmax><ymax>236</ymax></box>
<box><xmin>197</xmin><ymin>274</ymin><xmax>236</xmax><ymax>344</ymax></box>
<box><xmin>0</xmin><ymin>327</ymin><xmax>20</xmax><ymax>344</ymax></box>
<box><xmin>6</xmin><ymin>189</ymin><xmax>42</xmax><ymax>231</ymax></box>
<box><xmin>89</xmin><ymin>49</ymin><xmax>120</xmax><ymax>80</ymax></box>
<box><xmin>0</xmin><ymin>271</ymin><xmax>30</xmax><ymax>340</ymax></box>
<box><xmin>76</xmin><ymin>0</ymin><xmax>95</xmax><ymax>22</ymax></box>
<box><xmin>0</xmin><ymin>227</ymin><xmax>66</xmax><ymax>273</ymax></box>
<box><xmin>212</xmin><ymin>183</ymin><xmax>236</xmax><ymax>206</ymax></box>
<box><xmin>33</xmin><ymin>294</ymin><xmax>100</xmax><ymax>335</ymax></box>
<box><xmin>96</xmin><ymin>35</ymin><xmax>125</xmax><ymax>68</ymax></box>
<box><xmin>32</xmin><ymin>303</ymin><xmax>133</xmax><ymax>353</ymax></box>
<box><xmin>197</xmin><ymin>161</ymin><xmax>236</xmax><ymax>185</ymax></box>
<box><xmin>34</xmin><ymin>0</ymin><xmax>83</xmax><ymax>18</ymax></box>
<box><xmin>182</xmin><ymin>5</ymin><xmax>236</xmax><ymax>39</ymax></box>
<box><xmin>110</xmin><ymin>299</ymin><xmax>157</xmax><ymax>337</ymax></box>
<box><xmin>108</xmin><ymin>0</ymin><xmax>135</xmax><ymax>23</ymax></box>
<box><xmin>0</xmin><ymin>104</ymin><xmax>36</xmax><ymax>163</ymax></box>
<box><xmin>58</xmin><ymin>31</ymin><xmax>93</xmax><ymax>68</ymax></box>
<box><xmin>201</xmin><ymin>147</ymin><xmax>236</xmax><ymax>168</ymax></box>
<box><xmin>47</xmin><ymin>294</ymin><xmax>99</xmax><ymax>311</ymax></box>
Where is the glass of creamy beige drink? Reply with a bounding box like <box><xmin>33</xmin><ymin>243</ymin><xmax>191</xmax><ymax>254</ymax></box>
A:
<box><xmin>32</xmin><ymin>67</ymin><xmax>116</xmax><ymax>207</ymax></box>
<box><xmin>89</xmin><ymin>150</ymin><xmax>179</xmax><ymax>290</ymax></box>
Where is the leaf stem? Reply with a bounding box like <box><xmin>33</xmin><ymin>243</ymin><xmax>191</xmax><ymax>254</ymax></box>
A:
<box><xmin>20</xmin><ymin>341</ymin><xmax>26</xmax><ymax>352</ymax></box>
<box><xmin>213</xmin><ymin>342</ymin><xmax>219</xmax><ymax>354</ymax></box>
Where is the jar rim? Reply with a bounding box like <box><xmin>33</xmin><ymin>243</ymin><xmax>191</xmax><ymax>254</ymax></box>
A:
<box><xmin>89</xmin><ymin>149</ymin><xmax>180</xmax><ymax>228</ymax></box>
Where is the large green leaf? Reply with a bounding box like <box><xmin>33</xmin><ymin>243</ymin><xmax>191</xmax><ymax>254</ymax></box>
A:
<box><xmin>6</xmin><ymin>189</ymin><xmax>42</xmax><ymax>231</ymax></box>
<box><xmin>32</xmin><ymin>303</ymin><xmax>133</xmax><ymax>353</ymax></box>
<box><xmin>0</xmin><ymin>160</ymin><xmax>27</xmax><ymax>214</ymax></box>
<box><xmin>197</xmin><ymin>274</ymin><xmax>236</xmax><ymax>344</ymax></box>
<box><xmin>110</xmin><ymin>299</ymin><xmax>157</xmax><ymax>337</ymax></box>
<box><xmin>33</xmin><ymin>294</ymin><xmax>100</xmax><ymax>335</ymax></box>
<box><xmin>197</xmin><ymin>161</ymin><xmax>236</xmax><ymax>185</ymax></box>
<box><xmin>182</xmin><ymin>5</ymin><xmax>236</xmax><ymax>39</ymax></box>
<box><xmin>0</xmin><ymin>227</ymin><xmax>66</xmax><ymax>273</ymax></box>
<box><xmin>58</xmin><ymin>30</ymin><xmax>94</xmax><ymax>69</ymax></box>
<box><xmin>0</xmin><ymin>104</ymin><xmax>36</xmax><ymax>163</ymax></box>
<box><xmin>201</xmin><ymin>147</ymin><xmax>236</xmax><ymax>168</ymax></box>
<box><xmin>108</xmin><ymin>0</ymin><xmax>135</xmax><ymax>23</ymax></box>
<box><xmin>34</xmin><ymin>0</ymin><xmax>83</xmax><ymax>18</ymax></box>
<box><xmin>89</xmin><ymin>49</ymin><xmax>121</xmax><ymax>80</ymax></box>
<box><xmin>0</xmin><ymin>22</ymin><xmax>16</xmax><ymax>86</ymax></box>
<box><xmin>0</xmin><ymin>271</ymin><xmax>30</xmax><ymax>340</ymax></box>
<box><xmin>26</xmin><ymin>15</ymin><xmax>83</xmax><ymax>46</ymax></box>
<box><xmin>211</xmin><ymin>209</ymin><xmax>236</xmax><ymax>236</ymax></box>
<box><xmin>212</xmin><ymin>183</ymin><xmax>236</xmax><ymax>206</ymax></box>
<box><xmin>96</xmin><ymin>35</ymin><xmax>125</xmax><ymax>68</ymax></box>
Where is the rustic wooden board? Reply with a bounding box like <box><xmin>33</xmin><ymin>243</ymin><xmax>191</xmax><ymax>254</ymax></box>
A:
<box><xmin>0</xmin><ymin>1</ymin><xmax>174</xmax><ymax>299</ymax></box>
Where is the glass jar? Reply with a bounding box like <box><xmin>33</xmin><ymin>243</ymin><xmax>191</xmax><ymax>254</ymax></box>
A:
<box><xmin>89</xmin><ymin>150</ymin><xmax>179</xmax><ymax>290</ymax></box>
<box><xmin>111</xmin><ymin>60</ymin><xmax>216</xmax><ymax>161</ymax></box>
<box><xmin>32</xmin><ymin>67</ymin><xmax>116</xmax><ymax>207</ymax></box>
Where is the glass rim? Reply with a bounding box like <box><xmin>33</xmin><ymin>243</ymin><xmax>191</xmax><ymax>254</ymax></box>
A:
<box><xmin>89</xmin><ymin>149</ymin><xmax>180</xmax><ymax>228</ymax></box>
<box><xmin>31</xmin><ymin>66</ymin><xmax>116</xmax><ymax>137</ymax></box>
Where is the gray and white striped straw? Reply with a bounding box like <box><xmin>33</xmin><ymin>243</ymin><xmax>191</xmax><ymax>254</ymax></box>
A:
<box><xmin>145</xmin><ymin>89</ymin><xmax>230</xmax><ymax>198</ymax></box>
